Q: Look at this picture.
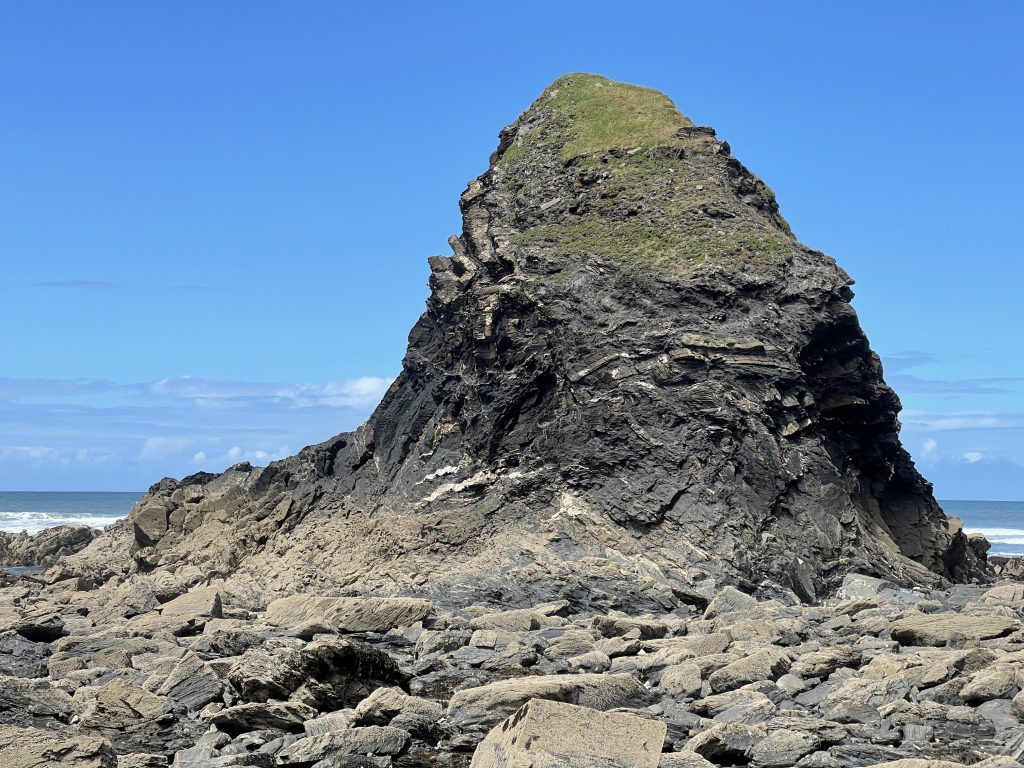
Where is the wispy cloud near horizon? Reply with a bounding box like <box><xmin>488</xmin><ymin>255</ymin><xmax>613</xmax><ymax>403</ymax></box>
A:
<box><xmin>0</xmin><ymin>373</ymin><xmax>394</xmax><ymax>490</ymax></box>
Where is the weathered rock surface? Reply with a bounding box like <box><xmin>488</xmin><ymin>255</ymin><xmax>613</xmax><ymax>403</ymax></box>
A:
<box><xmin>470</xmin><ymin>698</ymin><xmax>666</xmax><ymax>768</ymax></box>
<box><xmin>57</xmin><ymin>74</ymin><xmax>985</xmax><ymax>613</ymax></box>
<box><xmin>890</xmin><ymin>614</ymin><xmax>1017</xmax><ymax>647</ymax></box>
<box><xmin>227</xmin><ymin>635</ymin><xmax>405</xmax><ymax>709</ymax></box>
<box><xmin>0</xmin><ymin>525</ymin><xmax>99</xmax><ymax>567</ymax></box>
<box><xmin>264</xmin><ymin>595</ymin><xmax>433</xmax><ymax>635</ymax></box>
<box><xmin>0</xmin><ymin>724</ymin><xmax>115</xmax><ymax>768</ymax></box>
<box><xmin>448</xmin><ymin>672</ymin><xmax>650</xmax><ymax>730</ymax></box>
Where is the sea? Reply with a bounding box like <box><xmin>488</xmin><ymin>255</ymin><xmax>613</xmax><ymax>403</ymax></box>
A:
<box><xmin>0</xmin><ymin>492</ymin><xmax>1021</xmax><ymax>557</ymax></box>
<box><xmin>0</xmin><ymin>491</ymin><xmax>142</xmax><ymax>535</ymax></box>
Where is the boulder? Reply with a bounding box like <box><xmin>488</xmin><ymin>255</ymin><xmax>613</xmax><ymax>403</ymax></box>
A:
<box><xmin>791</xmin><ymin>648</ymin><xmax>861</xmax><ymax>679</ymax></box>
<box><xmin>228</xmin><ymin>635</ymin><xmax>405</xmax><ymax>710</ymax></box>
<box><xmin>0</xmin><ymin>525</ymin><xmax>100</xmax><ymax>567</ymax></box>
<box><xmin>448</xmin><ymin>673</ymin><xmax>650</xmax><ymax>731</ymax></box>
<box><xmin>210</xmin><ymin>701</ymin><xmax>317</xmax><ymax>736</ymax></box>
<box><xmin>750</xmin><ymin>729</ymin><xmax>820</xmax><ymax>767</ymax></box>
<box><xmin>277</xmin><ymin>725</ymin><xmax>411</xmax><ymax>765</ymax></box>
<box><xmin>593</xmin><ymin>615</ymin><xmax>669</xmax><ymax>639</ymax></box>
<box><xmin>659</xmin><ymin>662</ymin><xmax>704</xmax><ymax>699</ymax></box>
<box><xmin>704</xmin><ymin>587</ymin><xmax>761</xmax><ymax>621</ymax></box>
<box><xmin>264</xmin><ymin>595</ymin><xmax>433</xmax><ymax>635</ymax></box>
<box><xmin>0</xmin><ymin>724</ymin><xmax>115</xmax><ymax>768</ymax></box>
<box><xmin>471</xmin><ymin>607</ymin><xmax>562</xmax><ymax>632</ymax></box>
<box><xmin>821</xmin><ymin>677</ymin><xmax>912</xmax><ymax>723</ymax></box>
<box><xmin>469</xmin><ymin>698</ymin><xmax>666</xmax><ymax>768</ymax></box>
<box><xmin>132</xmin><ymin>504</ymin><xmax>169</xmax><ymax>547</ymax></box>
<box><xmin>353</xmin><ymin>686</ymin><xmax>443</xmax><ymax>726</ymax></box>
<box><xmin>156</xmin><ymin>651</ymin><xmax>223</xmax><ymax>711</ymax></box>
<box><xmin>708</xmin><ymin>648</ymin><xmax>791</xmax><ymax>692</ymax></box>
<box><xmin>1012</xmin><ymin>689</ymin><xmax>1024</xmax><ymax>718</ymax></box>
<box><xmin>960</xmin><ymin>666</ymin><xmax>1019</xmax><ymax>703</ymax></box>
<box><xmin>159</xmin><ymin>586</ymin><xmax>223</xmax><ymax>620</ymax></box>
<box><xmin>889</xmin><ymin>614</ymin><xmax>1017</xmax><ymax>647</ymax></box>
<box><xmin>0</xmin><ymin>676</ymin><xmax>75</xmax><ymax>728</ymax></box>
<box><xmin>979</xmin><ymin>584</ymin><xmax>1024</xmax><ymax>609</ymax></box>
<box><xmin>684</xmin><ymin>722</ymin><xmax>765</xmax><ymax>764</ymax></box>
<box><xmin>78</xmin><ymin>678</ymin><xmax>188</xmax><ymax>755</ymax></box>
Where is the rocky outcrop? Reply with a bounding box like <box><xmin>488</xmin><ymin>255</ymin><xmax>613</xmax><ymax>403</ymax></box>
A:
<box><xmin>0</xmin><ymin>525</ymin><xmax>99</xmax><ymax>568</ymax></box>
<box><xmin>56</xmin><ymin>74</ymin><xmax>985</xmax><ymax>616</ymax></box>
<box><xmin>470</xmin><ymin>699</ymin><xmax>667</xmax><ymax>768</ymax></box>
<box><xmin>0</xmin><ymin>73</ymin><xmax>1006</xmax><ymax>766</ymax></box>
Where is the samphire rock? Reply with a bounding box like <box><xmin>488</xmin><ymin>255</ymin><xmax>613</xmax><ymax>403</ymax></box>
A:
<box><xmin>62</xmin><ymin>73</ymin><xmax>987</xmax><ymax>610</ymax></box>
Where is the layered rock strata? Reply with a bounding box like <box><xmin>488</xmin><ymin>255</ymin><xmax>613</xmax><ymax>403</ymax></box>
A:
<box><xmin>60</xmin><ymin>74</ymin><xmax>983</xmax><ymax>613</ymax></box>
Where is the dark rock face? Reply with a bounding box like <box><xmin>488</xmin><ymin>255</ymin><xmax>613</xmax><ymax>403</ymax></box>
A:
<box><xmin>64</xmin><ymin>74</ymin><xmax>984</xmax><ymax>611</ymax></box>
<box><xmin>0</xmin><ymin>525</ymin><xmax>99</xmax><ymax>568</ymax></box>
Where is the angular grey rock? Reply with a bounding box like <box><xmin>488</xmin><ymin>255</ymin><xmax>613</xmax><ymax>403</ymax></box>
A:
<box><xmin>0</xmin><ymin>724</ymin><xmax>116</xmax><ymax>768</ymax></box>
<box><xmin>447</xmin><ymin>673</ymin><xmax>650</xmax><ymax>730</ymax></box>
<box><xmin>750</xmin><ymin>729</ymin><xmax>821</xmax><ymax>767</ymax></box>
<box><xmin>659</xmin><ymin>662</ymin><xmax>704</xmax><ymax>698</ymax></box>
<box><xmin>791</xmin><ymin>648</ymin><xmax>861</xmax><ymax>679</ymax></box>
<box><xmin>469</xmin><ymin>698</ymin><xmax>666</xmax><ymax>768</ymax></box>
<box><xmin>228</xmin><ymin>636</ymin><xmax>405</xmax><ymax>710</ymax></box>
<box><xmin>352</xmin><ymin>686</ymin><xmax>443</xmax><ymax>726</ymax></box>
<box><xmin>157</xmin><ymin>651</ymin><xmax>223</xmax><ymax>711</ymax></box>
<box><xmin>890</xmin><ymin>614</ymin><xmax>1018</xmax><ymax>647</ymax></box>
<box><xmin>264</xmin><ymin>596</ymin><xmax>433</xmax><ymax>635</ymax></box>
<box><xmin>684</xmin><ymin>722</ymin><xmax>765</xmax><ymax>764</ymax></box>
<box><xmin>276</xmin><ymin>726</ymin><xmax>410</xmax><ymax>765</ymax></box>
<box><xmin>160</xmin><ymin>586</ymin><xmax>223</xmax><ymax>620</ymax></box>
<box><xmin>708</xmin><ymin>648</ymin><xmax>791</xmax><ymax>692</ymax></box>
<box><xmin>704</xmin><ymin>587</ymin><xmax>762</xmax><ymax>620</ymax></box>
<box><xmin>0</xmin><ymin>525</ymin><xmax>99</xmax><ymax>567</ymax></box>
<box><xmin>960</xmin><ymin>667</ymin><xmax>1019</xmax><ymax>703</ymax></box>
<box><xmin>210</xmin><ymin>701</ymin><xmax>317</xmax><ymax>736</ymax></box>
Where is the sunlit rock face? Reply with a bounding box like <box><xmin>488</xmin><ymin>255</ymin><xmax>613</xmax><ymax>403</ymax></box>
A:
<box><xmin>66</xmin><ymin>74</ymin><xmax>986</xmax><ymax>611</ymax></box>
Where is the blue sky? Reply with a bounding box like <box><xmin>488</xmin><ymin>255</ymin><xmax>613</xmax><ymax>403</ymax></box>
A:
<box><xmin>0</xmin><ymin>2</ymin><xmax>1021</xmax><ymax>499</ymax></box>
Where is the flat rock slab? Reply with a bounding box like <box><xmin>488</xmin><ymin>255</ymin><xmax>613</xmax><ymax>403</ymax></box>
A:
<box><xmin>470</xmin><ymin>698</ymin><xmax>666</xmax><ymax>768</ymax></box>
<box><xmin>277</xmin><ymin>725</ymin><xmax>411</xmax><ymax>765</ymax></box>
<box><xmin>0</xmin><ymin>724</ymin><xmax>115</xmax><ymax>768</ymax></box>
<box><xmin>890</xmin><ymin>614</ymin><xmax>1018</xmax><ymax>647</ymax></box>
<box><xmin>159</xmin><ymin>587</ymin><xmax>223</xmax><ymax>620</ymax></box>
<box><xmin>708</xmin><ymin>648</ymin><xmax>790</xmax><ymax>692</ymax></box>
<box><xmin>264</xmin><ymin>595</ymin><xmax>433</xmax><ymax>634</ymax></box>
<box><xmin>210</xmin><ymin>701</ymin><xmax>317</xmax><ymax>736</ymax></box>
<box><xmin>448</xmin><ymin>672</ymin><xmax>650</xmax><ymax>731</ymax></box>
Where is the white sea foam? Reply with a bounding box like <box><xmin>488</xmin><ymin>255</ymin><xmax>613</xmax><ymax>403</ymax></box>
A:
<box><xmin>0</xmin><ymin>511</ymin><xmax>124</xmax><ymax>535</ymax></box>
<box><xmin>965</xmin><ymin>527</ymin><xmax>1024</xmax><ymax>545</ymax></box>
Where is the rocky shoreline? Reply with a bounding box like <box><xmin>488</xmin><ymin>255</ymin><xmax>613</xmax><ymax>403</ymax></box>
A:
<box><xmin>3</xmin><ymin>73</ymin><xmax>1021</xmax><ymax>766</ymax></box>
<box><xmin>0</xmin><ymin>564</ymin><xmax>1022</xmax><ymax>767</ymax></box>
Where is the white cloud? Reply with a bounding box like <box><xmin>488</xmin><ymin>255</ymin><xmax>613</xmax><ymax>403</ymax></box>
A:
<box><xmin>963</xmin><ymin>451</ymin><xmax>984</xmax><ymax>464</ymax></box>
<box><xmin>902</xmin><ymin>410</ymin><xmax>1024</xmax><ymax>431</ymax></box>
<box><xmin>0</xmin><ymin>373</ymin><xmax>389</xmax><ymax>488</ymax></box>
<box><xmin>922</xmin><ymin>438</ymin><xmax>938</xmax><ymax>456</ymax></box>
<box><xmin>0</xmin><ymin>446</ymin><xmax>111</xmax><ymax>466</ymax></box>
<box><xmin>140</xmin><ymin>436</ymin><xmax>194</xmax><ymax>459</ymax></box>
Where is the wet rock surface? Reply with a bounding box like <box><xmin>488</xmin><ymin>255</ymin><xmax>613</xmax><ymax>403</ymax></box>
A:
<box><xmin>0</xmin><ymin>74</ymin><xmax>1014</xmax><ymax>766</ymax></box>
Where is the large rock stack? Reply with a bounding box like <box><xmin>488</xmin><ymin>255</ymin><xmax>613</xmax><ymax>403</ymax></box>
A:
<box><xmin>63</xmin><ymin>73</ymin><xmax>983</xmax><ymax>611</ymax></box>
<box><xmin>0</xmin><ymin>71</ymin><xmax>1011</xmax><ymax>768</ymax></box>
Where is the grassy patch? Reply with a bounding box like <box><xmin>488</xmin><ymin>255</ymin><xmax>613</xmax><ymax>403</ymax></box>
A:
<box><xmin>547</xmin><ymin>74</ymin><xmax>694</xmax><ymax>161</ymax></box>
<box><xmin>501</xmin><ymin>74</ymin><xmax>695</xmax><ymax>167</ymax></box>
<box><xmin>510</xmin><ymin>221</ymin><xmax>790</xmax><ymax>273</ymax></box>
